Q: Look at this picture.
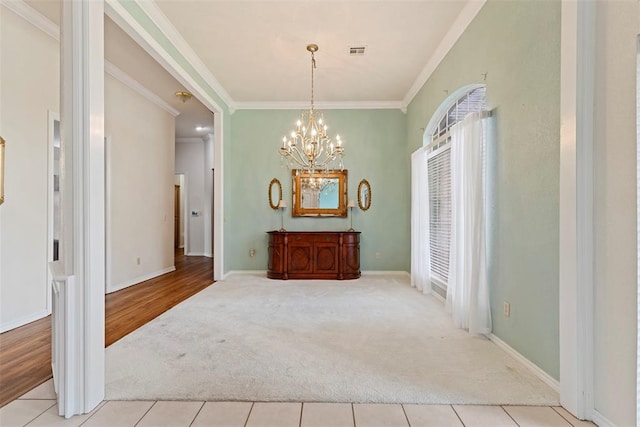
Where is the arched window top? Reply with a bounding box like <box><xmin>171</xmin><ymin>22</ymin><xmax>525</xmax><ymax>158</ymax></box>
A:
<box><xmin>423</xmin><ymin>84</ymin><xmax>486</xmax><ymax>147</ymax></box>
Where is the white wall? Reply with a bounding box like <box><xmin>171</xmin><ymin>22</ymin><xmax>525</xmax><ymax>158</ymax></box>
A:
<box><xmin>175</xmin><ymin>139</ymin><xmax>206</xmax><ymax>256</ymax></box>
<box><xmin>0</xmin><ymin>6</ymin><xmax>59</xmax><ymax>331</ymax></box>
<box><xmin>106</xmin><ymin>74</ymin><xmax>176</xmax><ymax>293</ymax></box>
<box><xmin>593</xmin><ymin>1</ymin><xmax>638</xmax><ymax>425</ymax></box>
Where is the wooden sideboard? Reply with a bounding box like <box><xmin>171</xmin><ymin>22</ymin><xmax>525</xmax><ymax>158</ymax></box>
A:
<box><xmin>267</xmin><ymin>231</ymin><xmax>361</xmax><ymax>280</ymax></box>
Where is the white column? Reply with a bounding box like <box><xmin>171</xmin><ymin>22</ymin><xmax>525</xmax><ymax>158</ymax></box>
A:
<box><xmin>204</xmin><ymin>133</ymin><xmax>214</xmax><ymax>258</ymax></box>
<box><xmin>559</xmin><ymin>0</ymin><xmax>595</xmax><ymax>419</ymax></box>
<box><xmin>213</xmin><ymin>118</ymin><xmax>223</xmax><ymax>280</ymax></box>
<box><xmin>60</xmin><ymin>0</ymin><xmax>105</xmax><ymax>415</ymax></box>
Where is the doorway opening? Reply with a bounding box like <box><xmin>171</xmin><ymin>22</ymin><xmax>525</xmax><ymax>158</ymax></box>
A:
<box><xmin>174</xmin><ymin>173</ymin><xmax>186</xmax><ymax>253</ymax></box>
<box><xmin>47</xmin><ymin>112</ymin><xmax>60</xmax><ymax>314</ymax></box>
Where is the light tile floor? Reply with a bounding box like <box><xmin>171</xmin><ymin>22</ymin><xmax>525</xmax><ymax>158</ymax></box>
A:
<box><xmin>0</xmin><ymin>379</ymin><xmax>597</xmax><ymax>427</ymax></box>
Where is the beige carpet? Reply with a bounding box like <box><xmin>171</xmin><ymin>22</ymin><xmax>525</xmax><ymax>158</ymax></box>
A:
<box><xmin>105</xmin><ymin>273</ymin><xmax>559</xmax><ymax>405</ymax></box>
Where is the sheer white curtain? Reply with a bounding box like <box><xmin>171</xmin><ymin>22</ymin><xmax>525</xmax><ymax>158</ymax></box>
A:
<box><xmin>411</xmin><ymin>147</ymin><xmax>431</xmax><ymax>293</ymax></box>
<box><xmin>446</xmin><ymin>112</ymin><xmax>492</xmax><ymax>334</ymax></box>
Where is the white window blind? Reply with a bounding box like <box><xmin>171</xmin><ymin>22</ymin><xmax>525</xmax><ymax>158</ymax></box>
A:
<box><xmin>425</xmin><ymin>86</ymin><xmax>486</xmax><ymax>289</ymax></box>
<box><xmin>431</xmin><ymin>87</ymin><xmax>487</xmax><ymax>142</ymax></box>
<box><xmin>427</xmin><ymin>144</ymin><xmax>451</xmax><ymax>285</ymax></box>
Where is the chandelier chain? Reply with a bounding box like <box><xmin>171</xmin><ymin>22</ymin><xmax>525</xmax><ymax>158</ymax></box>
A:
<box><xmin>311</xmin><ymin>51</ymin><xmax>316</xmax><ymax>111</ymax></box>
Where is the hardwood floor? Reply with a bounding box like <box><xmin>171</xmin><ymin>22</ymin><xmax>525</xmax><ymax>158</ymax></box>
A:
<box><xmin>105</xmin><ymin>249</ymin><xmax>214</xmax><ymax>346</ymax></box>
<box><xmin>0</xmin><ymin>316</ymin><xmax>51</xmax><ymax>411</ymax></box>
<box><xmin>0</xmin><ymin>249</ymin><xmax>213</xmax><ymax>408</ymax></box>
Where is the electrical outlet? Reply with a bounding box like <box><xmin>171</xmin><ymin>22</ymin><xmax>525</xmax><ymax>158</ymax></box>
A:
<box><xmin>503</xmin><ymin>301</ymin><xmax>510</xmax><ymax>317</ymax></box>
<box><xmin>375</xmin><ymin>252</ymin><xmax>382</xmax><ymax>259</ymax></box>
<box><xmin>249</xmin><ymin>249</ymin><xmax>256</xmax><ymax>258</ymax></box>
<box><xmin>136</xmin><ymin>257</ymin><xmax>141</xmax><ymax>265</ymax></box>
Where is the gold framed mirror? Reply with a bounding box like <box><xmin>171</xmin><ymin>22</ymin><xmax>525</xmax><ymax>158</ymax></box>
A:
<box><xmin>292</xmin><ymin>169</ymin><xmax>347</xmax><ymax>217</ymax></box>
<box><xmin>268</xmin><ymin>178</ymin><xmax>282</xmax><ymax>210</ymax></box>
<box><xmin>357</xmin><ymin>179</ymin><xmax>371</xmax><ymax>211</ymax></box>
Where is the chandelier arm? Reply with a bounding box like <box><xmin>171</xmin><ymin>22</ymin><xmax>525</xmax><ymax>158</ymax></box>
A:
<box><xmin>288</xmin><ymin>146</ymin><xmax>312</xmax><ymax>168</ymax></box>
<box><xmin>315</xmin><ymin>156</ymin><xmax>334</xmax><ymax>169</ymax></box>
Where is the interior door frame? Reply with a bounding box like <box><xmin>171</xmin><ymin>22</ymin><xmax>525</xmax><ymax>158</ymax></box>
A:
<box><xmin>47</xmin><ymin>110</ymin><xmax>59</xmax><ymax>315</ymax></box>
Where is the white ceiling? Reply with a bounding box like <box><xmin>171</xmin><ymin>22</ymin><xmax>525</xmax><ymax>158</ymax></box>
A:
<box><xmin>21</xmin><ymin>0</ymin><xmax>481</xmax><ymax>136</ymax></box>
<box><xmin>153</xmin><ymin>0</ymin><xmax>473</xmax><ymax>105</ymax></box>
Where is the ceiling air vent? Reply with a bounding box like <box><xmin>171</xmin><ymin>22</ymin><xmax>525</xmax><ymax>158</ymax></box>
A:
<box><xmin>349</xmin><ymin>46</ymin><xmax>366</xmax><ymax>56</ymax></box>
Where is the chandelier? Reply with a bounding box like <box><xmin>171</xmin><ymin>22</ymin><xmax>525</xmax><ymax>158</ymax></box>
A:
<box><xmin>279</xmin><ymin>44</ymin><xmax>344</xmax><ymax>172</ymax></box>
<box><xmin>303</xmin><ymin>176</ymin><xmax>337</xmax><ymax>195</ymax></box>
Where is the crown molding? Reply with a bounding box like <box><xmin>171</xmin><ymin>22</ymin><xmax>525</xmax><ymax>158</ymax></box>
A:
<box><xmin>133</xmin><ymin>0</ymin><xmax>235</xmax><ymax>111</ymax></box>
<box><xmin>105</xmin><ymin>0</ymin><xmax>229</xmax><ymax>116</ymax></box>
<box><xmin>1</xmin><ymin>0</ymin><xmax>59</xmax><ymax>40</ymax></box>
<box><xmin>6</xmin><ymin>0</ymin><xmax>481</xmax><ymax>115</ymax></box>
<box><xmin>234</xmin><ymin>100</ymin><xmax>404</xmax><ymax>111</ymax></box>
<box><xmin>401</xmin><ymin>0</ymin><xmax>486</xmax><ymax>111</ymax></box>
<box><xmin>105</xmin><ymin>62</ymin><xmax>180</xmax><ymax>117</ymax></box>
<box><xmin>4</xmin><ymin>0</ymin><xmax>180</xmax><ymax>117</ymax></box>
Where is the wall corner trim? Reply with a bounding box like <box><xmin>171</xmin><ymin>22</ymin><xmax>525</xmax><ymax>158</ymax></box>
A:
<box><xmin>401</xmin><ymin>0</ymin><xmax>486</xmax><ymax>110</ymax></box>
<box><xmin>3</xmin><ymin>1</ymin><xmax>180</xmax><ymax>118</ymax></box>
<box><xmin>128</xmin><ymin>0</ymin><xmax>235</xmax><ymax>110</ymax></box>
<box><xmin>234</xmin><ymin>101</ymin><xmax>404</xmax><ymax>111</ymax></box>
<box><xmin>105</xmin><ymin>62</ymin><xmax>180</xmax><ymax>117</ymax></box>
<box><xmin>1</xmin><ymin>0</ymin><xmax>58</xmax><ymax>40</ymax></box>
<box><xmin>590</xmin><ymin>410</ymin><xmax>616</xmax><ymax>427</ymax></box>
<box><xmin>488</xmin><ymin>333</ymin><xmax>560</xmax><ymax>393</ymax></box>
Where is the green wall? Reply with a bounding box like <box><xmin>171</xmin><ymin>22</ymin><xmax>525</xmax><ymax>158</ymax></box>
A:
<box><xmin>226</xmin><ymin>109</ymin><xmax>409</xmax><ymax>272</ymax></box>
<box><xmin>406</xmin><ymin>0</ymin><xmax>561</xmax><ymax>379</ymax></box>
<box><xmin>122</xmin><ymin>0</ymin><xmax>561</xmax><ymax>381</ymax></box>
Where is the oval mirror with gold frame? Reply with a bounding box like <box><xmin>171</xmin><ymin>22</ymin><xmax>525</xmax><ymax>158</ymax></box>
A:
<box><xmin>357</xmin><ymin>179</ymin><xmax>371</xmax><ymax>211</ymax></box>
<box><xmin>268</xmin><ymin>178</ymin><xmax>282</xmax><ymax>210</ymax></box>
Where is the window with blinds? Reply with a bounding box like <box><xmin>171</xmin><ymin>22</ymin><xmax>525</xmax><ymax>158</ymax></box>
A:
<box><xmin>427</xmin><ymin>145</ymin><xmax>451</xmax><ymax>285</ymax></box>
<box><xmin>425</xmin><ymin>86</ymin><xmax>486</xmax><ymax>289</ymax></box>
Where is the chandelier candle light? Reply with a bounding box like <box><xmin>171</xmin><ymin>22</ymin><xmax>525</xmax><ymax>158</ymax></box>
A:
<box><xmin>279</xmin><ymin>44</ymin><xmax>344</xmax><ymax>172</ymax></box>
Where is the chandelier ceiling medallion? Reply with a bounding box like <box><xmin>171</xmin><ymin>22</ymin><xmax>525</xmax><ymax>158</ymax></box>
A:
<box><xmin>279</xmin><ymin>44</ymin><xmax>344</xmax><ymax>173</ymax></box>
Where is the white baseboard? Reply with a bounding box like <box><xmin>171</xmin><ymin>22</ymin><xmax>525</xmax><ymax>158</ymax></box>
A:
<box><xmin>488</xmin><ymin>333</ymin><xmax>560</xmax><ymax>393</ymax></box>
<box><xmin>222</xmin><ymin>270</ymin><xmax>411</xmax><ymax>280</ymax></box>
<box><xmin>223</xmin><ymin>270</ymin><xmax>268</xmax><ymax>279</ymax></box>
<box><xmin>186</xmin><ymin>252</ymin><xmax>206</xmax><ymax>256</ymax></box>
<box><xmin>362</xmin><ymin>270</ymin><xmax>410</xmax><ymax>278</ymax></box>
<box><xmin>107</xmin><ymin>266</ymin><xmax>176</xmax><ymax>294</ymax></box>
<box><xmin>591</xmin><ymin>410</ymin><xmax>616</xmax><ymax>427</ymax></box>
<box><xmin>1</xmin><ymin>309</ymin><xmax>51</xmax><ymax>333</ymax></box>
